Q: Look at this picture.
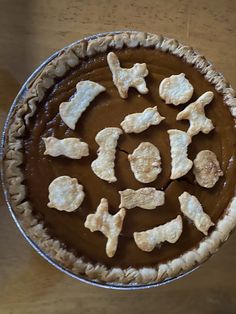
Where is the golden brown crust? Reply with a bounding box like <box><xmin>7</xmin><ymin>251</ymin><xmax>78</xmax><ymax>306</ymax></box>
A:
<box><xmin>3</xmin><ymin>31</ymin><xmax>236</xmax><ymax>285</ymax></box>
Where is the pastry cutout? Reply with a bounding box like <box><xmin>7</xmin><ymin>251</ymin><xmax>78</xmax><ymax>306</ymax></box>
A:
<box><xmin>168</xmin><ymin>129</ymin><xmax>193</xmax><ymax>179</ymax></box>
<box><xmin>193</xmin><ymin>150</ymin><xmax>223</xmax><ymax>188</ymax></box>
<box><xmin>119</xmin><ymin>188</ymin><xmax>165</xmax><ymax>210</ymax></box>
<box><xmin>84</xmin><ymin>198</ymin><xmax>126</xmax><ymax>257</ymax></box>
<box><xmin>120</xmin><ymin>106</ymin><xmax>165</xmax><ymax>133</ymax></box>
<box><xmin>134</xmin><ymin>215</ymin><xmax>183</xmax><ymax>252</ymax></box>
<box><xmin>176</xmin><ymin>91</ymin><xmax>214</xmax><ymax>137</ymax></box>
<box><xmin>107</xmin><ymin>52</ymin><xmax>149</xmax><ymax>99</ymax></box>
<box><xmin>48</xmin><ymin>176</ymin><xmax>85</xmax><ymax>212</ymax></box>
<box><xmin>59</xmin><ymin>80</ymin><xmax>105</xmax><ymax>130</ymax></box>
<box><xmin>179</xmin><ymin>192</ymin><xmax>214</xmax><ymax>235</ymax></box>
<box><xmin>159</xmin><ymin>73</ymin><xmax>194</xmax><ymax>106</ymax></box>
<box><xmin>43</xmin><ymin>136</ymin><xmax>89</xmax><ymax>159</ymax></box>
<box><xmin>91</xmin><ymin>127</ymin><xmax>122</xmax><ymax>183</ymax></box>
<box><xmin>128</xmin><ymin>142</ymin><xmax>162</xmax><ymax>183</ymax></box>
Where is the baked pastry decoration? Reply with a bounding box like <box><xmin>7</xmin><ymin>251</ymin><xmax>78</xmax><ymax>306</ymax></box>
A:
<box><xmin>128</xmin><ymin>142</ymin><xmax>162</xmax><ymax>183</ymax></box>
<box><xmin>59</xmin><ymin>80</ymin><xmax>106</xmax><ymax>130</ymax></box>
<box><xmin>43</xmin><ymin>136</ymin><xmax>89</xmax><ymax>159</ymax></box>
<box><xmin>91</xmin><ymin>127</ymin><xmax>122</xmax><ymax>183</ymax></box>
<box><xmin>107</xmin><ymin>51</ymin><xmax>149</xmax><ymax>98</ymax></box>
<box><xmin>168</xmin><ymin>129</ymin><xmax>193</xmax><ymax>179</ymax></box>
<box><xmin>4</xmin><ymin>31</ymin><xmax>236</xmax><ymax>286</ymax></box>
<box><xmin>193</xmin><ymin>150</ymin><xmax>223</xmax><ymax>188</ymax></box>
<box><xmin>133</xmin><ymin>215</ymin><xmax>183</xmax><ymax>252</ymax></box>
<box><xmin>84</xmin><ymin>198</ymin><xmax>126</xmax><ymax>257</ymax></box>
<box><xmin>119</xmin><ymin>188</ymin><xmax>165</xmax><ymax>210</ymax></box>
<box><xmin>159</xmin><ymin>73</ymin><xmax>194</xmax><ymax>105</ymax></box>
<box><xmin>179</xmin><ymin>192</ymin><xmax>214</xmax><ymax>235</ymax></box>
<box><xmin>120</xmin><ymin>106</ymin><xmax>165</xmax><ymax>133</ymax></box>
<box><xmin>176</xmin><ymin>91</ymin><xmax>215</xmax><ymax>137</ymax></box>
<box><xmin>48</xmin><ymin>176</ymin><xmax>85</xmax><ymax>212</ymax></box>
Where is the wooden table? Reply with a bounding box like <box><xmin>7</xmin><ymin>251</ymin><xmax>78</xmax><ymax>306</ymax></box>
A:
<box><xmin>0</xmin><ymin>1</ymin><xmax>236</xmax><ymax>313</ymax></box>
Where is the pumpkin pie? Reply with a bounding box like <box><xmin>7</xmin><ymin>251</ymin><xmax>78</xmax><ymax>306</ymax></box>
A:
<box><xmin>3</xmin><ymin>31</ymin><xmax>236</xmax><ymax>286</ymax></box>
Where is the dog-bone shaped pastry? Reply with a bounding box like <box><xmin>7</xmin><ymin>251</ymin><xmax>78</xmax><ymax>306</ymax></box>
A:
<box><xmin>91</xmin><ymin>127</ymin><xmax>122</xmax><ymax>183</ymax></box>
<box><xmin>120</xmin><ymin>106</ymin><xmax>165</xmax><ymax>133</ymax></box>
<box><xmin>176</xmin><ymin>91</ymin><xmax>214</xmax><ymax>137</ymax></box>
<box><xmin>84</xmin><ymin>198</ymin><xmax>126</xmax><ymax>257</ymax></box>
<box><xmin>48</xmin><ymin>176</ymin><xmax>85</xmax><ymax>212</ymax></box>
<box><xmin>119</xmin><ymin>188</ymin><xmax>165</xmax><ymax>210</ymax></box>
<box><xmin>43</xmin><ymin>136</ymin><xmax>89</xmax><ymax>159</ymax></box>
<box><xmin>179</xmin><ymin>192</ymin><xmax>214</xmax><ymax>235</ymax></box>
<box><xmin>168</xmin><ymin>129</ymin><xmax>193</xmax><ymax>180</ymax></box>
<box><xmin>128</xmin><ymin>142</ymin><xmax>162</xmax><ymax>183</ymax></box>
<box><xmin>107</xmin><ymin>52</ymin><xmax>149</xmax><ymax>99</ymax></box>
<box><xmin>134</xmin><ymin>215</ymin><xmax>183</xmax><ymax>252</ymax></box>
<box><xmin>59</xmin><ymin>80</ymin><xmax>106</xmax><ymax>130</ymax></box>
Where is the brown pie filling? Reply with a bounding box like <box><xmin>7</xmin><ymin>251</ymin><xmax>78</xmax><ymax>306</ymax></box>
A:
<box><xmin>23</xmin><ymin>47</ymin><xmax>236</xmax><ymax>268</ymax></box>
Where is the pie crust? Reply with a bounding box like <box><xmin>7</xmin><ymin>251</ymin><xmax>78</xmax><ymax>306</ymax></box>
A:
<box><xmin>3</xmin><ymin>31</ymin><xmax>236</xmax><ymax>285</ymax></box>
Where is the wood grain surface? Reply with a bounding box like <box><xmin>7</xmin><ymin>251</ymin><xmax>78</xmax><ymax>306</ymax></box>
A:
<box><xmin>0</xmin><ymin>1</ymin><xmax>236</xmax><ymax>313</ymax></box>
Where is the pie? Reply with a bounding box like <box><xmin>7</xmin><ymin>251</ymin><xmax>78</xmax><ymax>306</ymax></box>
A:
<box><xmin>3</xmin><ymin>31</ymin><xmax>236</xmax><ymax>286</ymax></box>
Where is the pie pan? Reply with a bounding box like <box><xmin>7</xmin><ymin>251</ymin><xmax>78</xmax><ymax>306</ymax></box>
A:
<box><xmin>1</xmin><ymin>31</ymin><xmax>236</xmax><ymax>289</ymax></box>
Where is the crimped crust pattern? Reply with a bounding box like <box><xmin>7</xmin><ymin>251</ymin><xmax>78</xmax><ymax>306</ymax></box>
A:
<box><xmin>3</xmin><ymin>31</ymin><xmax>236</xmax><ymax>285</ymax></box>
